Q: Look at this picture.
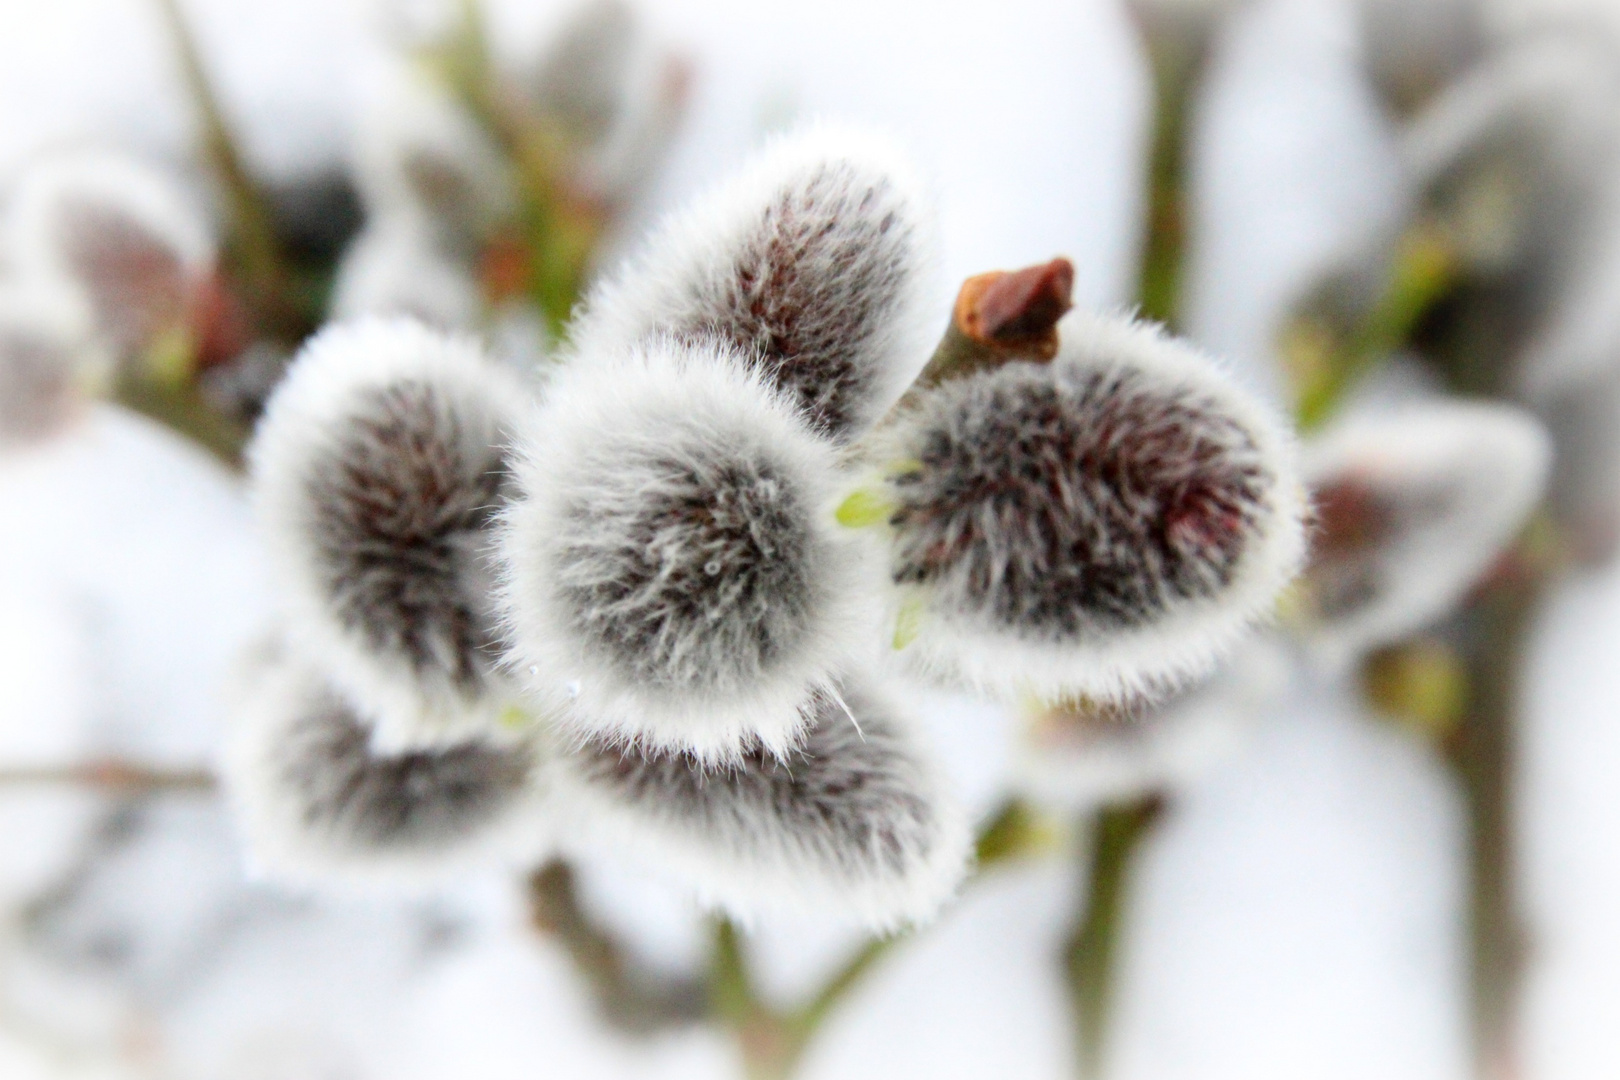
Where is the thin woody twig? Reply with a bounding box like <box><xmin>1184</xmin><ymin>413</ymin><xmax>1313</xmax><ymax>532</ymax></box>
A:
<box><xmin>151</xmin><ymin>0</ymin><xmax>303</xmax><ymax>342</ymax></box>
<box><xmin>527</xmin><ymin>860</ymin><xmax>709</xmax><ymax>1034</ymax></box>
<box><xmin>0</xmin><ymin>761</ymin><xmax>216</xmax><ymax>793</ymax></box>
<box><xmin>705</xmin><ymin>799</ymin><xmax>1056</xmax><ymax>1080</ymax></box>
<box><xmin>1066</xmin><ymin>795</ymin><xmax>1164</xmax><ymax>1080</ymax></box>
<box><xmin>866</xmin><ymin>257</ymin><xmax>1074</xmax><ymax>444</ymax></box>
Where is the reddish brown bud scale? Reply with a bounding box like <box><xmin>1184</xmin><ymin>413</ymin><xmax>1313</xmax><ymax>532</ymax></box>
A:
<box><xmin>956</xmin><ymin>257</ymin><xmax>1075</xmax><ymax>358</ymax></box>
<box><xmin>187</xmin><ymin>270</ymin><xmax>252</xmax><ymax>370</ymax></box>
<box><xmin>480</xmin><ymin>232</ymin><xmax>534</xmax><ymax>304</ymax></box>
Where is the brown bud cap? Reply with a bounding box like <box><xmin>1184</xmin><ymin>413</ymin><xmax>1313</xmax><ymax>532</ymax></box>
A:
<box><xmin>954</xmin><ymin>257</ymin><xmax>1074</xmax><ymax>361</ymax></box>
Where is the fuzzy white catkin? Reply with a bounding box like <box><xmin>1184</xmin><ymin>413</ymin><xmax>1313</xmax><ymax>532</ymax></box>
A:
<box><xmin>350</xmin><ymin>61</ymin><xmax>514</xmax><ymax>259</ymax></box>
<box><xmin>1400</xmin><ymin>29</ymin><xmax>1620</xmax><ymax>401</ymax></box>
<box><xmin>869</xmin><ymin>309</ymin><xmax>1308</xmax><ymax>706</ymax></box>
<box><xmin>1300</xmin><ymin>399</ymin><xmax>1551</xmax><ymax>668</ymax></box>
<box><xmin>543</xmin><ymin>672</ymin><xmax>970</xmax><ymax>930</ymax></box>
<box><xmin>249</xmin><ymin>318</ymin><xmax>532</xmax><ymax>749</ymax></box>
<box><xmin>328</xmin><ymin>222</ymin><xmax>485</xmax><ymax>330</ymax></box>
<box><xmin>566</xmin><ymin>122</ymin><xmax>941</xmax><ymax>444</ymax></box>
<box><xmin>4</xmin><ymin>149</ymin><xmax>213</xmax><ymax>358</ymax></box>
<box><xmin>496</xmin><ymin>334</ymin><xmax>871</xmax><ymax>764</ymax></box>
<box><xmin>0</xmin><ymin>283</ymin><xmax>106</xmax><ymax>445</ymax></box>
<box><xmin>222</xmin><ymin>639</ymin><xmax>549</xmax><ymax>888</ymax></box>
<box><xmin>1014</xmin><ymin>635</ymin><xmax>1291</xmax><ymax>810</ymax></box>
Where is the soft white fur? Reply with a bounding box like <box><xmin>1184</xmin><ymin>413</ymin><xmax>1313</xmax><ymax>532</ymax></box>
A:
<box><xmin>1401</xmin><ymin>31</ymin><xmax>1620</xmax><ymax>400</ymax></box>
<box><xmin>1015</xmin><ymin>635</ymin><xmax>1292</xmax><ymax>809</ymax></box>
<box><xmin>496</xmin><ymin>336</ymin><xmax>876</xmax><ymax>764</ymax></box>
<box><xmin>249</xmin><ymin>317</ymin><xmax>534</xmax><ymax>749</ymax></box>
<box><xmin>524</xmin><ymin>0</ymin><xmax>679</xmax><ymax>202</ymax></box>
<box><xmin>5</xmin><ymin>148</ymin><xmax>213</xmax><ymax>304</ymax></box>
<box><xmin>0</xmin><ymin>281</ymin><xmax>110</xmax><ymax>441</ymax></box>
<box><xmin>1301</xmin><ymin>399</ymin><xmax>1551</xmax><ymax>669</ymax></box>
<box><xmin>220</xmin><ymin>636</ymin><xmax>550</xmax><ymax>892</ymax></box>
<box><xmin>351</xmin><ymin>60</ymin><xmax>514</xmax><ymax>245</ymax></box>
<box><xmin>566</xmin><ymin>121</ymin><xmax>942</xmax><ymax>439</ymax></box>
<box><xmin>872</xmin><ymin>309</ymin><xmax>1309</xmax><ymax>706</ymax></box>
<box><xmin>329</xmin><ymin>221</ymin><xmax>484</xmax><ymax>329</ymax></box>
<box><xmin>542</xmin><ymin>677</ymin><xmax>972</xmax><ymax>931</ymax></box>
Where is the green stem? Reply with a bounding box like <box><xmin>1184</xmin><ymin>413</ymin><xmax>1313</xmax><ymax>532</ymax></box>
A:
<box><xmin>528</xmin><ymin>861</ymin><xmax>709</xmax><ymax>1034</ymax></box>
<box><xmin>706</xmin><ymin>799</ymin><xmax>1055</xmax><ymax>1080</ymax></box>
<box><xmin>432</xmin><ymin>0</ymin><xmax>601</xmax><ymax>338</ymax></box>
<box><xmin>113</xmin><ymin>366</ymin><xmax>248</xmax><ymax>467</ymax></box>
<box><xmin>1131</xmin><ymin>13</ymin><xmax>1206</xmax><ymax>331</ymax></box>
<box><xmin>711</xmin><ymin>918</ymin><xmax>798</xmax><ymax>1080</ymax></box>
<box><xmin>785</xmin><ymin>938</ymin><xmax>893</xmax><ymax>1046</ymax></box>
<box><xmin>1067</xmin><ymin>796</ymin><xmax>1163</xmax><ymax>1080</ymax></box>
<box><xmin>1448</xmin><ymin>553</ymin><xmax>1546</xmax><ymax>1079</ymax></box>
<box><xmin>1290</xmin><ymin>225</ymin><xmax>1457</xmax><ymax>432</ymax></box>
<box><xmin>152</xmin><ymin>0</ymin><xmax>302</xmax><ymax>341</ymax></box>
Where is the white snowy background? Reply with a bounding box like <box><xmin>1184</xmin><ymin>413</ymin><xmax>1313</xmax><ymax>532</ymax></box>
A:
<box><xmin>0</xmin><ymin>0</ymin><xmax>1616</xmax><ymax>1077</ymax></box>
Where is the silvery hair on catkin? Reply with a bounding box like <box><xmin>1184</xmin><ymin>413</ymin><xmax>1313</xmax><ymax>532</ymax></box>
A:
<box><xmin>350</xmin><ymin>62</ymin><xmax>515</xmax><ymax>261</ymax></box>
<box><xmin>0</xmin><ymin>283</ymin><xmax>106</xmax><ymax>445</ymax></box>
<box><xmin>1299</xmin><ymin>400</ymin><xmax>1550</xmax><ymax>668</ymax></box>
<box><xmin>496</xmin><ymin>334</ymin><xmax>870</xmax><ymax>764</ymax></box>
<box><xmin>250</xmin><ymin>318</ymin><xmax>531</xmax><ymax>749</ymax></box>
<box><xmin>544</xmin><ymin>673</ymin><xmax>970</xmax><ymax>930</ymax></box>
<box><xmin>222</xmin><ymin>645</ymin><xmax>549</xmax><ymax>887</ymax></box>
<box><xmin>1014</xmin><ymin>635</ymin><xmax>1290</xmax><ymax>809</ymax></box>
<box><xmin>566</xmin><ymin>122</ymin><xmax>940</xmax><ymax>443</ymax></box>
<box><xmin>5</xmin><ymin>149</ymin><xmax>213</xmax><ymax>358</ymax></box>
<box><xmin>871</xmin><ymin>309</ymin><xmax>1308</xmax><ymax>704</ymax></box>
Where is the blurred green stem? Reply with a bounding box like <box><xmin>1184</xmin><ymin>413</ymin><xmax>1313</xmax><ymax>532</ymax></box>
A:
<box><xmin>1449</xmin><ymin>571</ymin><xmax>1541</xmax><ymax>1080</ymax></box>
<box><xmin>704</xmin><ymin>800</ymin><xmax>1052</xmax><ymax>1080</ymax></box>
<box><xmin>1283</xmin><ymin>192</ymin><xmax>1545</xmax><ymax>1080</ymax></box>
<box><xmin>434</xmin><ymin>0</ymin><xmax>601</xmax><ymax>337</ymax></box>
<box><xmin>1288</xmin><ymin>226</ymin><xmax>1458</xmax><ymax>432</ymax></box>
<box><xmin>528</xmin><ymin>861</ymin><xmax>710</xmax><ymax>1033</ymax></box>
<box><xmin>112</xmin><ymin>364</ymin><xmax>247</xmax><ymax>467</ymax></box>
<box><xmin>152</xmin><ymin>0</ymin><xmax>302</xmax><ymax>341</ymax></box>
<box><xmin>1131</xmin><ymin>11</ymin><xmax>1207</xmax><ymax>330</ymax></box>
<box><xmin>1067</xmin><ymin>796</ymin><xmax>1162</xmax><ymax>1080</ymax></box>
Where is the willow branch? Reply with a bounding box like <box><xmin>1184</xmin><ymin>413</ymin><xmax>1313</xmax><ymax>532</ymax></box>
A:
<box><xmin>527</xmin><ymin>860</ymin><xmax>709</xmax><ymax>1034</ymax></box>
<box><xmin>113</xmin><ymin>364</ymin><xmax>249</xmax><ymax>468</ymax></box>
<box><xmin>0</xmin><ymin>761</ymin><xmax>216</xmax><ymax>793</ymax></box>
<box><xmin>152</xmin><ymin>0</ymin><xmax>302</xmax><ymax>341</ymax></box>
<box><xmin>1065</xmin><ymin>795</ymin><xmax>1163</xmax><ymax>1080</ymax></box>
<box><xmin>1127</xmin><ymin>3</ymin><xmax>1215</xmax><ymax>331</ymax></box>
<box><xmin>1287</xmin><ymin>225</ymin><xmax>1458</xmax><ymax>432</ymax></box>
<box><xmin>430</xmin><ymin>0</ymin><xmax>608</xmax><ymax>336</ymax></box>
<box><xmin>708</xmin><ymin>799</ymin><xmax>1059</xmax><ymax>1080</ymax></box>
<box><xmin>864</xmin><ymin>257</ymin><xmax>1073</xmax><ymax>446</ymax></box>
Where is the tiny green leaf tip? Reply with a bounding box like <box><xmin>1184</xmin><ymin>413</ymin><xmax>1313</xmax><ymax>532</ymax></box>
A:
<box><xmin>836</xmin><ymin>488</ymin><xmax>894</xmax><ymax>529</ymax></box>
<box><xmin>892</xmin><ymin>594</ymin><xmax>925</xmax><ymax>650</ymax></box>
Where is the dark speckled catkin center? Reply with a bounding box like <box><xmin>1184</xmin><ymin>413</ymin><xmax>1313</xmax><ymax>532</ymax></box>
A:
<box><xmin>890</xmin><ymin>360</ymin><xmax>1271</xmax><ymax>639</ymax></box>
<box><xmin>305</xmin><ymin>380</ymin><xmax>507</xmax><ymax>689</ymax></box>
<box><xmin>282</xmin><ymin>690</ymin><xmax>529</xmax><ymax>849</ymax></box>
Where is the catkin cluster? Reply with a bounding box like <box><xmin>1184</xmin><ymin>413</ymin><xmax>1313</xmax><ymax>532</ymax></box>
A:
<box><xmin>233</xmin><ymin>125</ymin><xmax>1306</xmax><ymax>928</ymax></box>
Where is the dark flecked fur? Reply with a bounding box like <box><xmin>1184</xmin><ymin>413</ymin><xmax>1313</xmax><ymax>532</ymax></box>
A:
<box><xmin>304</xmin><ymin>378</ymin><xmax>508</xmax><ymax>692</ymax></box>
<box><xmin>890</xmin><ymin>359</ymin><xmax>1273</xmax><ymax>639</ymax></box>
<box><xmin>280</xmin><ymin>686</ymin><xmax>531</xmax><ymax>850</ymax></box>
<box><xmin>553</xmin><ymin>431</ymin><xmax>821</xmax><ymax>693</ymax></box>
<box><xmin>675</xmin><ymin>161</ymin><xmax>920</xmax><ymax>440</ymax></box>
<box><xmin>571</xmin><ymin>682</ymin><xmax>936</xmax><ymax>878</ymax></box>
